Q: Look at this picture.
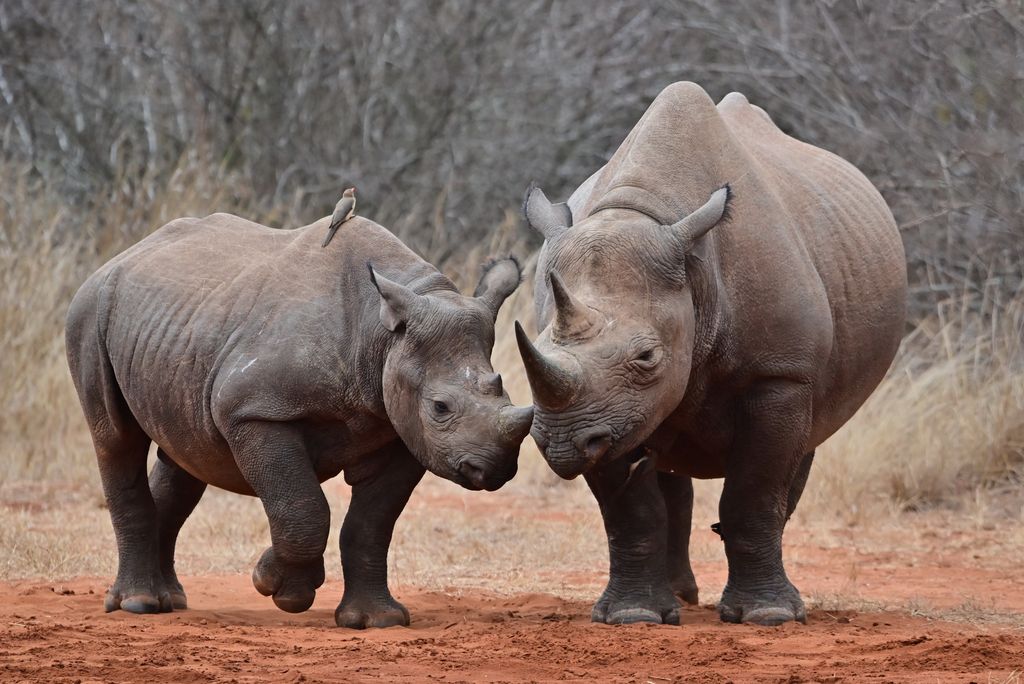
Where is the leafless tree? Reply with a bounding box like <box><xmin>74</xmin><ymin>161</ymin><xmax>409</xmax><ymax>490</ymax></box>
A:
<box><xmin>1</xmin><ymin>0</ymin><xmax>1020</xmax><ymax>317</ymax></box>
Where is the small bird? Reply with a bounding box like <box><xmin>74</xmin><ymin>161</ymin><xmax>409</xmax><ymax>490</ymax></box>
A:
<box><xmin>322</xmin><ymin>187</ymin><xmax>356</xmax><ymax>247</ymax></box>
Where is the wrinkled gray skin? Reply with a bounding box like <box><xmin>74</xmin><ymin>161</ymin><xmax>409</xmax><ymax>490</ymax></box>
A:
<box><xmin>517</xmin><ymin>83</ymin><xmax>907</xmax><ymax>626</ymax></box>
<box><xmin>65</xmin><ymin>211</ymin><xmax>532</xmax><ymax>628</ymax></box>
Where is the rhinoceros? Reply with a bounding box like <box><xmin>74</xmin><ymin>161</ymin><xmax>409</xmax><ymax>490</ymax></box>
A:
<box><xmin>65</xmin><ymin>206</ymin><xmax>532</xmax><ymax>628</ymax></box>
<box><xmin>517</xmin><ymin>82</ymin><xmax>907</xmax><ymax>626</ymax></box>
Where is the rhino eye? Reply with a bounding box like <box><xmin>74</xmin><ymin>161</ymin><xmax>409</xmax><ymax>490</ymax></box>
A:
<box><xmin>631</xmin><ymin>347</ymin><xmax>659</xmax><ymax>371</ymax></box>
<box><xmin>433</xmin><ymin>400</ymin><xmax>451</xmax><ymax>416</ymax></box>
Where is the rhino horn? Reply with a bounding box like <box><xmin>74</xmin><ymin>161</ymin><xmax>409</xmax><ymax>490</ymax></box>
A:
<box><xmin>498</xmin><ymin>403</ymin><xmax>534</xmax><ymax>443</ymax></box>
<box><xmin>515</xmin><ymin>320</ymin><xmax>577</xmax><ymax>409</ymax></box>
<box><xmin>479</xmin><ymin>372</ymin><xmax>503</xmax><ymax>396</ymax></box>
<box><xmin>549</xmin><ymin>271</ymin><xmax>600</xmax><ymax>342</ymax></box>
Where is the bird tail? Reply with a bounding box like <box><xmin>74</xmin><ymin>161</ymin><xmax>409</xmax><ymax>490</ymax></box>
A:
<box><xmin>322</xmin><ymin>221</ymin><xmax>343</xmax><ymax>248</ymax></box>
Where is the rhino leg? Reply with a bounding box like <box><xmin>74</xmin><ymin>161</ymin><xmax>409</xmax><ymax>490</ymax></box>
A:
<box><xmin>717</xmin><ymin>381</ymin><xmax>812</xmax><ymax>626</ymax></box>
<box><xmin>335</xmin><ymin>443</ymin><xmax>425</xmax><ymax>629</ymax></box>
<box><xmin>586</xmin><ymin>453</ymin><xmax>680</xmax><ymax>625</ymax></box>
<box><xmin>68</xmin><ymin>296</ymin><xmax>174</xmax><ymax>614</ymax></box>
<box><xmin>786</xmin><ymin>451</ymin><xmax>815</xmax><ymax>521</ymax></box>
<box><xmin>227</xmin><ymin>422</ymin><xmax>330</xmax><ymax>613</ymax></box>
<box><xmin>150</xmin><ymin>450</ymin><xmax>207</xmax><ymax>609</ymax></box>
<box><xmin>94</xmin><ymin>430</ymin><xmax>176</xmax><ymax>614</ymax></box>
<box><xmin>658</xmin><ymin>472</ymin><xmax>699</xmax><ymax>605</ymax></box>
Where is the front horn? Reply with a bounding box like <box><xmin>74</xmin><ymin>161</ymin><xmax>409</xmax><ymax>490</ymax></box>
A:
<box><xmin>498</xmin><ymin>404</ymin><xmax>534</xmax><ymax>443</ymax></box>
<box><xmin>549</xmin><ymin>271</ymin><xmax>600</xmax><ymax>343</ymax></box>
<box><xmin>514</xmin><ymin>321</ymin><xmax>578</xmax><ymax>410</ymax></box>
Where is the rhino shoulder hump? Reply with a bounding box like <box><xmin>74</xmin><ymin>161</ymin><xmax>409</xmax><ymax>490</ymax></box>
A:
<box><xmin>718</xmin><ymin>91</ymin><xmax>782</xmax><ymax>134</ymax></box>
<box><xmin>650</xmin><ymin>81</ymin><xmax>719</xmax><ymax>121</ymax></box>
<box><xmin>719</xmin><ymin>91</ymin><xmax>749</xmax><ymax>107</ymax></box>
<box><xmin>658</xmin><ymin>81</ymin><xmax>714</xmax><ymax>105</ymax></box>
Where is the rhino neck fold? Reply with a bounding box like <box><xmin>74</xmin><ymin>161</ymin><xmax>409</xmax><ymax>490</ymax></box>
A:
<box><xmin>354</xmin><ymin>308</ymin><xmax>398</xmax><ymax>421</ymax></box>
<box><xmin>684</xmin><ymin>230</ymin><xmax>727</xmax><ymax>374</ymax></box>
<box><xmin>368</xmin><ymin>265</ymin><xmax>474</xmax><ymax>422</ymax></box>
<box><xmin>587</xmin><ymin>187</ymin><xmax>679</xmax><ymax>225</ymax></box>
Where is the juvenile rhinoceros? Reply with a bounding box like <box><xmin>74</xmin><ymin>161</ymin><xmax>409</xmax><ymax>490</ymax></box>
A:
<box><xmin>517</xmin><ymin>82</ymin><xmax>907</xmax><ymax>626</ymax></box>
<box><xmin>65</xmin><ymin>205</ymin><xmax>532</xmax><ymax>628</ymax></box>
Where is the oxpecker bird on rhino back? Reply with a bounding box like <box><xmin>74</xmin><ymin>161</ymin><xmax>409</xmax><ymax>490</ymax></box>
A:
<box><xmin>518</xmin><ymin>82</ymin><xmax>907</xmax><ymax>626</ymax></box>
<box><xmin>65</xmin><ymin>196</ymin><xmax>533</xmax><ymax>628</ymax></box>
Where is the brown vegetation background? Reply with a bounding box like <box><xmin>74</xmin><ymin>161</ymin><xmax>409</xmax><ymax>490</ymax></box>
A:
<box><xmin>1</xmin><ymin>1</ymin><xmax>1022</xmax><ymax>523</ymax></box>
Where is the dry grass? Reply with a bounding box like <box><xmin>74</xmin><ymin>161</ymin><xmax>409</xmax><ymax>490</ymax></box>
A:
<box><xmin>805</xmin><ymin>292</ymin><xmax>1024</xmax><ymax>522</ymax></box>
<box><xmin>0</xmin><ymin>458</ymin><xmax>605</xmax><ymax>594</ymax></box>
<box><xmin>5</xmin><ymin>468</ymin><xmax>1024</xmax><ymax>629</ymax></box>
<box><xmin>2</xmin><ymin>162</ymin><xmax>253</xmax><ymax>478</ymax></box>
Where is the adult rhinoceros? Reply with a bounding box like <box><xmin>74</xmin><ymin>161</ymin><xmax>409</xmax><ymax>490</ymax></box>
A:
<box><xmin>65</xmin><ymin>206</ymin><xmax>533</xmax><ymax>628</ymax></box>
<box><xmin>517</xmin><ymin>82</ymin><xmax>907</xmax><ymax>626</ymax></box>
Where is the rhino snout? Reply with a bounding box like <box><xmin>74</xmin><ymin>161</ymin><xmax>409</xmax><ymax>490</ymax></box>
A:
<box><xmin>532</xmin><ymin>425</ymin><xmax>611</xmax><ymax>480</ymax></box>
<box><xmin>456</xmin><ymin>454</ymin><xmax>518</xmax><ymax>492</ymax></box>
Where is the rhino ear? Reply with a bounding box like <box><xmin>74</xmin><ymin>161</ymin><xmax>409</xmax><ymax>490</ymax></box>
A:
<box><xmin>473</xmin><ymin>256</ymin><xmax>522</xmax><ymax>319</ymax></box>
<box><xmin>523</xmin><ymin>183</ymin><xmax>572</xmax><ymax>240</ymax></box>
<box><xmin>471</xmin><ymin>258</ymin><xmax>520</xmax><ymax>319</ymax></box>
<box><xmin>367</xmin><ymin>263</ymin><xmax>422</xmax><ymax>332</ymax></box>
<box><xmin>666</xmin><ymin>185</ymin><xmax>731</xmax><ymax>246</ymax></box>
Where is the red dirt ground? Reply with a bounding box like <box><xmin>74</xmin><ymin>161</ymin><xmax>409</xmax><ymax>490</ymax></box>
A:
<box><xmin>3</xmin><ymin>571</ymin><xmax>1023</xmax><ymax>683</ymax></box>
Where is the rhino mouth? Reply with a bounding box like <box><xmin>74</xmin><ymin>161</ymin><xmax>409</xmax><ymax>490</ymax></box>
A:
<box><xmin>535</xmin><ymin>420</ymin><xmax>652</xmax><ymax>479</ymax></box>
<box><xmin>545</xmin><ymin>458</ymin><xmax>588</xmax><ymax>480</ymax></box>
<box><xmin>534</xmin><ymin>440</ymin><xmax>603</xmax><ymax>480</ymax></box>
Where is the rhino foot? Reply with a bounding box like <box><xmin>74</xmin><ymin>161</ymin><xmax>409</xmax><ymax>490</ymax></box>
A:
<box><xmin>591</xmin><ymin>586</ymin><xmax>681</xmax><ymax>625</ymax></box>
<box><xmin>252</xmin><ymin>547</ymin><xmax>325</xmax><ymax>614</ymax></box>
<box><xmin>104</xmin><ymin>576</ymin><xmax>176</xmax><ymax>614</ymax></box>
<box><xmin>718</xmin><ymin>582</ymin><xmax>806</xmax><ymax>626</ymax></box>
<box><xmin>335</xmin><ymin>592</ymin><xmax>410</xmax><ymax>629</ymax></box>
<box><xmin>163</xmin><ymin>581</ymin><xmax>188</xmax><ymax>610</ymax></box>
<box><xmin>169</xmin><ymin>590</ymin><xmax>188</xmax><ymax>610</ymax></box>
<box><xmin>158</xmin><ymin>574</ymin><xmax>189</xmax><ymax>609</ymax></box>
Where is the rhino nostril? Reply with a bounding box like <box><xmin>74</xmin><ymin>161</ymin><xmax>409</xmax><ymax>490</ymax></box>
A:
<box><xmin>585</xmin><ymin>435</ymin><xmax>611</xmax><ymax>460</ymax></box>
<box><xmin>574</xmin><ymin>427</ymin><xmax>612</xmax><ymax>462</ymax></box>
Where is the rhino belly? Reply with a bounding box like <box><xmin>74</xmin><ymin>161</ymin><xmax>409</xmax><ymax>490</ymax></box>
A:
<box><xmin>116</xmin><ymin>373</ymin><xmax>255</xmax><ymax>495</ymax></box>
<box><xmin>159</xmin><ymin>434</ymin><xmax>256</xmax><ymax>496</ymax></box>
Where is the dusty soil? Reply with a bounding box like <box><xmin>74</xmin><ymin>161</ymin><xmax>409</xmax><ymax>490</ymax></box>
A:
<box><xmin>3</xmin><ymin>569</ymin><xmax>1023</xmax><ymax>684</ymax></box>
<box><xmin>4</xmin><ymin>473</ymin><xmax>1024</xmax><ymax>681</ymax></box>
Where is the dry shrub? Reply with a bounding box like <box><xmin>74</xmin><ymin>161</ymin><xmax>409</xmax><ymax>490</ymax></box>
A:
<box><xmin>808</xmin><ymin>292</ymin><xmax>1024</xmax><ymax>520</ymax></box>
<box><xmin>1</xmin><ymin>178</ymin><xmax>80</xmax><ymax>478</ymax></box>
<box><xmin>0</xmin><ymin>160</ymin><xmax>272</xmax><ymax>478</ymax></box>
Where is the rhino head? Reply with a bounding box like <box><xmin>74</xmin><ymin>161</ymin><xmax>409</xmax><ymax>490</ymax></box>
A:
<box><xmin>516</xmin><ymin>185</ymin><xmax>731</xmax><ymax>479</ymax></box>
<box><xmin>369</xmin><ymin>257</ymin><xmax>533</xmax><ymax>491</ymax></box>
